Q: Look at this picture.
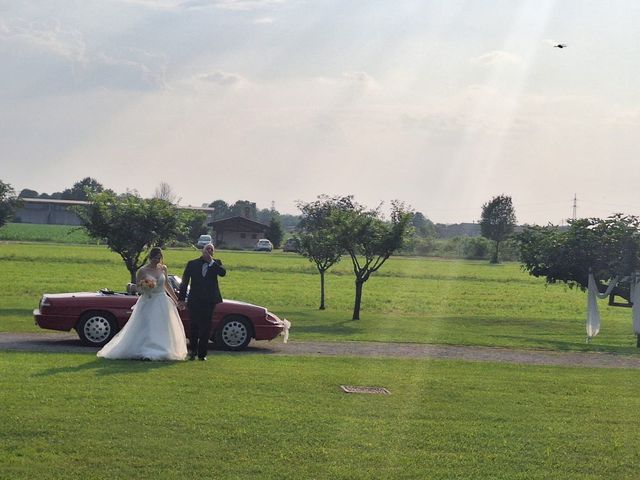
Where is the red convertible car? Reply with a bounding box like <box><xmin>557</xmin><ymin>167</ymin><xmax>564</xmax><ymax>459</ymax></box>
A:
<box><xmin>33</xmin><ymin>275</ymin><xmax>290</xmax><ymax>351</ymax></box>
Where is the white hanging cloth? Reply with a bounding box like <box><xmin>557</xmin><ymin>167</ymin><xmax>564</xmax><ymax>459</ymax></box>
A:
<box><xmin>631</xmin><ymin>279</ymin><xmax>640</xmax><ymax>335</ymax></box>
<box><xmin>586</xmin><ymin>274</ymin><xmax>619</xmax><ymax>339</ymax></box>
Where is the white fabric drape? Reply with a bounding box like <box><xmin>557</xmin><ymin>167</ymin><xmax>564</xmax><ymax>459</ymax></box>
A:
<box><xmin>586</xmin><ymin>274</ymin><xmax>619</xmax><ymax>339</ymax></box>
<box><xmin>631</xmin><ymin>280</ymin><xmax>640</xmax><ymax>335</ymax></box>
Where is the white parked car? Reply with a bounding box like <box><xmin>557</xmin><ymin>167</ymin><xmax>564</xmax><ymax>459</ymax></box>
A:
<box><xmin>254</xmin><ymin>238</ymin><xmax>273</xmax><ymax>252</ymax></box>
<box><xmin>196</xmin><ymin>234</ymin><xmax>212</xmax><ymax>248</ymax></box>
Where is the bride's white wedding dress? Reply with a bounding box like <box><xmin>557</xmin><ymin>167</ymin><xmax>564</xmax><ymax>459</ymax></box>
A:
<box><xmin>97</xmin><ymin>274</ymin><xmax>187</xmax><ymax>361</ymax></box>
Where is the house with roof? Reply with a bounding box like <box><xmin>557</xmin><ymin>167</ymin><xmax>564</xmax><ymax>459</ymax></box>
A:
<box><xmin>208</xmin><ymin>216</ymin><xmax>269</xmax><ymax>250</ymax></box>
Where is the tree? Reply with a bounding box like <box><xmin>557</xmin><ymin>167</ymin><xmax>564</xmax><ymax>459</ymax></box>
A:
<box><xmin>18</xmin><ymin>188</ymin><xmax>39</xmax><ymax>198</ymax></box>
<box><xmin>62</xmin><ymin>177</ymin><xmax>105</xmax><ymax>201</ymax></box>
<box><xmin>296</xmin><ymin>196</ymin><xmax>345</xmax><ymax>310</ymax></box>
<box><xmin>76</xmin><ymin>191</ymin><xmax>181</xmax><ymax>282</ymax></box>
<box><xmin>0</xmin><ymin>180</ymin><xmax>19</xmax><ymax>228</ymax></box>
<box><xmin>266</xmin><ymin>215</ymin><xmax>284</xmax><ymax>248</ymax></box>
<box><xmin>480</xmin><ymin>194</ymin><xmax>516</xmax><ymax>263</ymax></box>
<box><xmin>331</xmin><ymin>197</ymin><xmax>413</xmax><ymax>320</ymax></box>
<box><xmin>177</xmin><ymin>210</ymin><xmax>208</xmax><ymax>245</ymax></box>
<box><xmin>208</xmin><ymin>199</ymin><xmax>230</xmax><ymax>220</ymax></box>
<box><xmin>517</xmin><ymin>214</ymin><xmax>640</xmax><ymax>346</ymax></box>
<box><xmin>230</xmin><ymin>200</ymin><xmax>257</xmax><ymax>220</ymax></box>
<box><xmin>517</xmin><ymin>215</ymin><xmax>640</xmax><ymax>302</ymax></box>
<box><xmin>411</xmin><ymin>211</ymin><xmax>436</xmax><ymax>237</ymax></box>
<box><xmin>154</xmin><ymin>181</ymin><xmax>179</xmax><ymax>204</ymax></box>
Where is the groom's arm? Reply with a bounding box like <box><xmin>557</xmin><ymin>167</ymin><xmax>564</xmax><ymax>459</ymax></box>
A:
<box><xmin>212</xmin><ymin>259</ymin><xmax>226</xmax><ymax>277</ymax></box>
<box><xmin>178</xmin><ymin>261</ymin><xmax>191</xmax><ymax>301</ymax></box>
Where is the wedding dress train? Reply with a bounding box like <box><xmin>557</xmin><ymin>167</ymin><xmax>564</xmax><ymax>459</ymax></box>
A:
<box><xmin>97</xmin><ymin>274</ymin><xmax>187</xmax><ymax>361</ymax></box>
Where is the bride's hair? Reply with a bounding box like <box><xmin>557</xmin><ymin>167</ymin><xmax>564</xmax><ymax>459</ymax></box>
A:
<box><xmin>149</xmin><ymin>247</ymin><xmax>163</xmax><ymax>261</ymax></box>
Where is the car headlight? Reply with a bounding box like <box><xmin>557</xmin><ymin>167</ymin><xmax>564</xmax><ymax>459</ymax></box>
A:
<box><xmin>265</xmin><ymin>311</ymin><xmax>282</xmax><ymax>324</ymax></box>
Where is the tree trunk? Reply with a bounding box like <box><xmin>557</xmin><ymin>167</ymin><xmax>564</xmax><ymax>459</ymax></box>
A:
<box><xmin>491</xmin><ymin>240</ymin><xmax>500</xmax><ymax>264</ymax></box>
<box><xmin>129</xmin><ymin>268</ymin><xmax>136</xmax><ymax>284</ymax></box>
<box><xmin>352</xmin><ymin>279</ymin><xmax>364</xmax><ymax>320</ymax></box>
<box><xmin>319</xmin><ymin>270</ymin><xmax>326</xmax><ymax>310</ymax></box>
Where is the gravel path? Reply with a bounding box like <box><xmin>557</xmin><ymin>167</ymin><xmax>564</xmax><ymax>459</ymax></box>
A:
<box><xmin>2</xmin><ymin>332</ymin><xmax>640</xmax><ymax>369</ymax></box>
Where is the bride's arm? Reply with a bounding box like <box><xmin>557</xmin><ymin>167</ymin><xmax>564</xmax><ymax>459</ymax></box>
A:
<box><xmin>163</xmin><ymin>266</ymin><xmax>179</xmax><ymax>303</ymax></box>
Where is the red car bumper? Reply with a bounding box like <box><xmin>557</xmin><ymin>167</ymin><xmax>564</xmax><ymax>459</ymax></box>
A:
<box><xmin>33</xmin><ymin>309</ymin><xmax>76</xmax><ymax>332</ymax></box>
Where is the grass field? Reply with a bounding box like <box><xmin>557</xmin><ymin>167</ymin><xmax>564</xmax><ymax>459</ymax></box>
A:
<box><xmin>2</xmin><ymin>241</ymin><xmax>640</xmax><ymax>478</ymax></box>
<box><xmin>0</xmin><ymin>242</ymin><xmax>637</xmax><ymax>353</ymax></box>
<box><xmin>2</xmin><ymin>351</ymin><xmax>640</xmax><ymax>479</ymax></box>
<box><xmin>0</xmin><ymin>223</ymin><xmax>94</xmax><ymax>244</ymax></box>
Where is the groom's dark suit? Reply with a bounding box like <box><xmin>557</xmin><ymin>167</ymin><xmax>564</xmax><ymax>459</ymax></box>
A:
<box><xmin>178</xmin><ymin>256</ymin><xmax>226</xmax><ymax>359</ymax></box>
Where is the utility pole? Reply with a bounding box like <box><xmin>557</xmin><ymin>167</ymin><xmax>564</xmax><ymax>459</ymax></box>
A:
<box><xmin>572</xmin><ymin>194</ymin><xmax>577</xmax><ymax>220</ymax></box>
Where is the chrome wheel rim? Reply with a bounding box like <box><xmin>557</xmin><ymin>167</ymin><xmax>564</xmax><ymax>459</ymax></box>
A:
<box><xmin>221</xmin><ymin>320</ymin><xmax>248</xmax><ymax>347</ymax></box>
<box><xmin>83</xmin><ymin>316</ymin><xmax>111</xmax><ymax>343</ymax></box>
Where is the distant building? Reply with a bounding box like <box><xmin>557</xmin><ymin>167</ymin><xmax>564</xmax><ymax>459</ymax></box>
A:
<box><xmin>435</xmin><ymin>223</ymin><xmax>482</xmax><ymax>238</ymax></box>
<box><xmin>435</xmin><ymin>222</ymin><xmax>526</xmax><ymax>239</ymax></box>
<box><xmin>208</xmin><ymin>216</ymin><xmax>268</xmax><ymax>250</ymax></box>
<box><xmin>14</xmin><ymin>198</ymin><xmax>215</xmax><ymax>226</ymax></box>
<box><xmin>14</xmin><ymin>198</ymin><xmax>88</xmax><ymax>225</ymax></box>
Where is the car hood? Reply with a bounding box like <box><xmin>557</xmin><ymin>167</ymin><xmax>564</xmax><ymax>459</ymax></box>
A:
<box><xmin>44</xmin><ymin>292</ymin><xmax>106</xmax><ymax>298</ymax></box>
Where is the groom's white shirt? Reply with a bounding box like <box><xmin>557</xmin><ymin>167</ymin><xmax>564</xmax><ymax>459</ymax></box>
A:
<box><xmin>201</xmin><ymin>260</ymin><xmax>214</xmax><ymax>277</ymax></box>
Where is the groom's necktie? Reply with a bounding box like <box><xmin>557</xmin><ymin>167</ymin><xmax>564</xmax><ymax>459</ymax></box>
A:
<box><xmin>202</xmin><ymin>261</ymin><xmax>212</xmax><ymax>277</ymax></box>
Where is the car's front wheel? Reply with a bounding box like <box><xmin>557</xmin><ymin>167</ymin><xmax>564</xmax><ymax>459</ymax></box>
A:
<box><xmin>77</xmin><ymin>312</ymin><xmax>118</xmax><ymax>347</ymax></box>
<box><xmin>214</xmin><ymin>315</ymin><xmax>253</xmax><ymax>351</ymax></box>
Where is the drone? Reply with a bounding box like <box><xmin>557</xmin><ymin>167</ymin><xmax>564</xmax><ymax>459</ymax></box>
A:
<box><xmin>553</xmin><ymin>44</ymin><xmax>567</xmax><ymax>48</ymax></box>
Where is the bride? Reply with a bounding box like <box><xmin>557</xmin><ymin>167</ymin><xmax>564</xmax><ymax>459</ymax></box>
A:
<box><xmin>97</xmin><ymin>247</ymin><xmax>188</xmax><ymax>361</ymax></box>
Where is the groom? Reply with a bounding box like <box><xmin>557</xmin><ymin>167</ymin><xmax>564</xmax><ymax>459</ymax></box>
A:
<box><xmin>178</xmin><ymin>243</ymin><xmax>226</xmax><ymax>361</ymax></box>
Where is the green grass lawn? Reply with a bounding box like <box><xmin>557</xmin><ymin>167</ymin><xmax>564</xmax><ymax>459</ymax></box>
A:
<box><xmin>0</xmin><ymin>223</ymin><xmax>95</xmax><ymax>244</ymax></box>
<box><xmin>1</xmin><ymin>243</ymin><xmax>637</xmax><ymax>353</ymax></box>
<box><xmin>1</xmin><ymin>351</ymin><xmax>639</xmax><ymax>479</ymax></box>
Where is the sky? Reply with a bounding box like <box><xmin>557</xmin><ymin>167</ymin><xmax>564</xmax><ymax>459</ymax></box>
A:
<box><xmin>2</xmin><ymin>0</ymin><xmax>639</xmax><ymax>225</ymax></box>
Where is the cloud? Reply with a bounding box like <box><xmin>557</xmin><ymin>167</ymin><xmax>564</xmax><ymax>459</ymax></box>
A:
<box><xmin>342</xmin><ymin>71</ymin><xmax>378</xmax><ymax>90</ymax></box>
<box><xmin>112</xmin><ymin>0</ymin><xmax>287</xmax><ymax>10</ymax></box>
<box><xmin>91</xmin><ymin>49</ymin><xmax>168</xmax><ymax>89</ymax></box>
<box><xmin>0</xmin><ymin>18</ymin><xmax>86</xmax><ymax>62</ymax></box>
<box><xmin>470</xmin><ymin>50</ymin><xmax>523</xmax><ymax>67</ymax></box>
<box><xmin>253</xmin><ymin>16</ymin><xmax>275</xmax><ymax>24</ymax></box>
<box><xmin>196</xmin><ymin>70</ymin><xmax>246</xmax><ymax>86</ymax></box>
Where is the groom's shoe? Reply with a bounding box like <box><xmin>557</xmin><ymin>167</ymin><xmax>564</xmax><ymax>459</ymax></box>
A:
<box><xmin>198</xmin><ymin>356</ymin><xmax>207</xmax><ymax>361</ymax></box>
<box><xmin>188</xmin><ymin>352</ymin><xmax>197</xmax><ymax>361</ymax></box>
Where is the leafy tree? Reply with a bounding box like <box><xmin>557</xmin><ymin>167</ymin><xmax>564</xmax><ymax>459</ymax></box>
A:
<box><xmin>461</xmin><ymin>236</ymin><xmax>492</xmax><ymax>260</ymax></box>
<box><xmin>62</xmin><ymin>177</ymin><xmax>105</xmax><ymax>201</ymax></box>
<box><xmin>257</xmin><ymin>207</ymin><xmax>275</xmax><ymax>225</ymax></box>
<box><xmin>280</xmin><ymin>213</ymin><xmax>302</xmax><ymax>231</ymax></box>
<box><xmin>76</xmin><ymin>191</ymin><xmax>181</xmax><ymax>282</ymax></box>
<box><xmin>517</xmin><ymin>215</ymin><xmax>640</xmax><ymax>302</ymax></box>
<box><xmin>518</xmin><ymin>214</ymin><xmax>640</xmax><ymax>347</ymax></box>
<box><xmin>480</xmin><ymin>194</ymin><xmax>516</xmax><ymax>263</ymax></box>
<box><xmin>296</xmin><ymin>196</ymin><xmax>345</xmax><ymax>309</ymax></box>
<box><xmin>18</xmin><ymin>188</ymin><xmax>39</xmax><ymax>198</ymax></box>
<box><xmin>266</xmin><ymin>215</ymin><xmax>284</xmax><ymax>248</ymax></box>
<box><xmin>208</xmin><ymin>199</ymin><xmax>230</xmax><ymax>220</ymax></box>
<box><xmin>230</xmin><ymin>200</ymin><xmax>257</xmax><ymax>220</ymax></box>
<box><xmin>331</xmin><ymin>197</ymin><xmax>413</xmax><ymax>320</ymax></box>
<box><xmin>0</xmin><ymin>180</ymin><xmax>19</xmax><ymax>228</ymax></box>
<box><xmin>177</xmin><ymin>209</ymin><xmax>208</xmax><ymax>245</ymax></box>
<box><xmin>411</xmin><ymin>211</ymin><xmax>436</xmax><ymax>237</ymax></box>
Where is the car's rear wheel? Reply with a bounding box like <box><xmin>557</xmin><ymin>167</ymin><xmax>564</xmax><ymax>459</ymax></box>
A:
<box><xmin>77</xmin><ymin>312</ymin><xmax>118</xmax><ymax>347</ymax></box>
<box><xmin>214</xmin><ymin>315</ymin><xmax>253</xmax><ymax>351</ymax></box>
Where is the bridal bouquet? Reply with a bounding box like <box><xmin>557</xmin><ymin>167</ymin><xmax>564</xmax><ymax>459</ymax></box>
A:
<box><xmin>138</xmin><ymin>277</ymin><xmax>157</xmax><ymax>295</ymax></box>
